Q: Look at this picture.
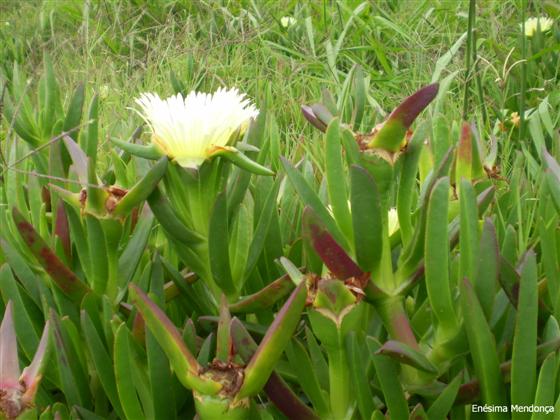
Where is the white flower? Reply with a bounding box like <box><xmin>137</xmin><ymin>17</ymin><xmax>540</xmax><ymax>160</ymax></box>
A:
<box><xmin>522</xmin><ymin>17</ymin><xmax>554</xmax><ymax>37</ymax></box>
<box><xmin>280</xmin><ymin>16</ymin><xmax>296</xmax><ymax>28</ymax></box>
<box><xmin>134</xmin><ymin>88</ymin><xmax>259</xmax><ymax>169</ymax></box>
<box><xmin>387</xmin><ymin>208</ymin><xmax>399</xmax><ymax>236</ymax></box>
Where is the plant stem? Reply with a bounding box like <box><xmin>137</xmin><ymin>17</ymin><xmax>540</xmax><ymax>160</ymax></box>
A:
<box><xmin>377</xmin><ymin>296</ymin><xmax>419</xmax><ymax>350</ymax></box>
<box><xmin>327</xmin><ymin>344</ymin><xmax>350</xmax><ymax>420</ymax></box>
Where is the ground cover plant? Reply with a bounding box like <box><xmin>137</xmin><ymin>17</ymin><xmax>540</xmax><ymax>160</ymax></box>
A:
<box><xmin>1</xmin><ymin>0</ymin><xmax>559</xmax><ymax>419</ymax></box>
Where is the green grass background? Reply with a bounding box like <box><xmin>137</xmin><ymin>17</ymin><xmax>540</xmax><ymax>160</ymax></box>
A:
<box><xmin>1</xmin><ymin>0</ymin><xmax>557</xmax><ymax>162</ymax></box>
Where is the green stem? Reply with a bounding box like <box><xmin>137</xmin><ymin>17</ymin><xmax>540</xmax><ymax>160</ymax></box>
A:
<box><xmin>327</xmin><ymin>344</ymin><xmax>350</xmax><ymax>420</ymax></box>
<box><xmin>377</xmin><ymin>296</ymin><xmax>418</xmax><ymax>350</ymax></box>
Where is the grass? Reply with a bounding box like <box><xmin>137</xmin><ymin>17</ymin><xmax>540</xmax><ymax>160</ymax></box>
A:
<box><xmin>2</xmin><ymin>0</ymin><xmax>556</xmax><ymax>150</ymax></box>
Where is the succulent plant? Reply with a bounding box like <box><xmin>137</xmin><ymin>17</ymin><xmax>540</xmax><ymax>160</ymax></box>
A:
<box><xmin>1</xmin><ymin>55</ymin><xmax>560</xmax><ymax>420</ymax></box>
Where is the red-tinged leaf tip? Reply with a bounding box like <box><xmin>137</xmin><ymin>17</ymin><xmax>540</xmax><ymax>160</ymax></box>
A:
<box><xmin>301</xmin><ymin>105</ymin><xmax>327</xmax><ymax>132</ymax></box>
<box><xmin>129</xmin><ymin>284</ymin><xmax>221</xmax><ymax>395</ymax></box>
<box><xmin>20</xmin><ymin>322</ymin><xmax>50</xmax><ymax>405</ymax></box>
<box><xmin>389</xmin><ymin>83</ymin><xmax>439</xmax><ymax>128</ymax></box>
<box><xmin>237</xmin><ymin>282</ymin><xmax>307</xmax><ymax>398</ymax></box>
<box><xmin>129</xmin><ymin>284</ymin><xmax>199</xmax><ymax>370</ymax></box>
<box><xmin>367</xmin><ymin>84</ymin><xmax>439</xmax><ymax>153</ymax></box>
<box><xmin>0</xmin><ymin>301</ymin><xmax>21</xmax><ymax>390</ymax></box>
<box><xmin>303</xmin><ymin>206</ymin><xmax>363</xmax><ymax>280</ymax></box>
<box><xmin>12</xmin><ymin>207</ymin><xmax>89</xmax><ymax>301</ymax></box>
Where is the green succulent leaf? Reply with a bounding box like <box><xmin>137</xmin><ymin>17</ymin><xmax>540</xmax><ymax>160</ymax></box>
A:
<box><xmin>460</xmin><ymin>278</ymin><xmax>508</xmax><ymax>416</ymax></box>
<box><xmin>114</xmin><ymin>324</ymin><xmax>145</xmax><ymax>420</ymax></box>
<box><xmin>110</xmin><ymin>137</ymin><xmax>163</xmax><ymax>160</ymax></box>
<box><xmin>303</xmin><ymin>206</ymin><xmax>363</xmax><ymax>280</ymax></box>
<box><xmin>229</xmin><ymin>273</ymin><xmax>294</xmax><ymax>314</ymax></box>
<box><xmin>12</xmin><ymin>207</ymin><xmax>90</xmax><ymax>302</ymax></box>
<box><xmin>112</xmin><ymin>157</ymin><xmax>168</xmax><ymax>217</ymax></box>
<box><xmin>208</xmin><ymin>191</ymin><xmax>236</xmax><ymax>296</ymax></box>
<box><xmin>129</xmin><ymin>284</ymin><xmax>221</xmax><ymax>395</ymax></box>
<box><xmin>367</xmin><ymin>337</ymin><xmax>409</xmax><ymax>420</ymax></box>
<box><xmin>376</xmin><ymin>340</ymin><xmax>438</xmax><ymax>374</ymax></box>
<box><xmin>236</xmin><ymin>281</ymin><xmax>307</xmax><ymax>399</ymax></box>
<box><xmin>367</xmin><ymin>83</ymin><xmax>439</xmax><ymax>152</ymax></box>
<box><xmin>350</xmin><ymin>164</ymin><xmax>382</xmax><ymax>273</ymax></box>
<box><xmin>510</xmin><ymin>251</ymin><xmax>538</xmax><ymax>418</ymax></box>
<box><xmin>230</xmin><ymin>318</ymin><xmax>319</xmax><ymax>420</ymax></box>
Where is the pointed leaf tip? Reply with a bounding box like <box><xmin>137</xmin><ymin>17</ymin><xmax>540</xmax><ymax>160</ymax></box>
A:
<box><xmin>391</xmin><ymin>83</ymin><xmax>439</xmax><ymax>128</ymax></box>
<box><xmin>129</xmin><ymin>284</ymin><xmax>221</xmax><ymax>395</ymax></box>
<box><xmin>20</xmin><ymin>321</ymin><xmax>51</xmax><ymax>404</ymax></box>
<box><xmin>303</xmin><ymin>206</ymin><xmax>363</xmax><ymax>280</ymax></box>
<box><xmin>301</xmin><ymin>105</ymin><xmax>327</xmax><ymax>132</ymax></box>
<box><xmin>0</xmin><ymin>301</ymin><xmax>21</xmax><ymax>390</ymax></box>
<box><xmin>237</xmin><ymin>282</ymin><xmax>307</xmax><ymax>398</ymax></box>
<box><xmin>368</xmin><ymin>83</ymin><xmax>439</xmax><ymax>152</ymax></box>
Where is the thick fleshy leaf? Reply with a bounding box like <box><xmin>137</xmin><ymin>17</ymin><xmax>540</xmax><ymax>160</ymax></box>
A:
<box><xmin>459</xmin><ymin>179</ymin><xmax>478</xmax><ymax>282</ymax></box>
<box><xmin>112</xmin><ymin>157</ymin><xmax>168</xmax><ymax>217</ymax></box>
<box><xmin>426</xmin><ymin>373</ymin><xmax>462</xmax><ymax>419</ymax></box>
<box><xmin>376</xmin><ymin>340</ymin><xmax>438</xmax><ymax>374</ymax></box>
<box><xmin>0</xmin><ymin>302</ymin><xmax>21</xmax><ymax>390</ymax></box>
<box><xmin>325</xmin><ymin>118</ymin><xmax>353</xmax><ymax>243</ymax></box>
<box><xmin>110</xmin><ymin>137</ymin><xmax>162</xmax><ymax>160</ymax></box>
<box><xmin>62</xmin><ymin>135</ymin><xmax>88</xmax><ymax>184</ymax></box>
<box><xmin>301</xmin><ymin>105</ymin><xmax>327</xmax><ymax>132</ymax></box>
<box><xmin>208</xmin><ymin>191</ymin><xmax>235</xmax><ymax>296</ymax></box>
<box><xmin>230</xmin><ymin>318</ymin><xmax>318</xmax><ymax>420</ymax></box>
<box><xmin>285</xmin><ymin>338</ymin><xmax>330</xmax><ymax>417</ymax></box>
<box><xmin>350</xmin><ymin>164</ymin><xmax>382</xmax><ymax>272</ymax></box>
<box><xmin>114</xmin><ymin>324</ymin><xmax>145</xmax><ymax>420</ymax></box>
<box><xmin>532</xmin><ymin>353</ymin><xmax>557</xmax><ymax>418</ymax></box>
<box><xmin>303</xmin><ymin>206</ymin><xmax>363</xmax><ymax>280</ymax></box>
<box><xmin>118</xmin><ymin>215</ymin><xmax>154</xmax><ymax>288</ymax></box>
<box><xmin>510</xmin><ymin>251</ymin><xmax>538</xmax><ymax>417</ymax></box>
<box><xmin>147</xmin><ymin>188</ymin><xmax>203</xmax><ymax>245</ymax></box>
<box><xmin>81</xmin><ymin>311</ymin><xmax>125</xmax><ymax>418</ymax></box>
<box><xmin>368</xmin><ymin>84</ymin><xmax>439</xmax><ymax>152</ymax></box>
<box><xmin>279</xmin><ymin>257</ymin><xmax>306</xmax><ymax>286</ymax></box>
<box><xmin>12</xmin><ymin>207</ymin><xmax>90</xmax><ymax>301</ymax></box>
<box><xmin>213</xmin><ymin>146</ymin><xmax>274</xmax><ymax>176</ymax></box>
<box><xmin>20</xmin><ymin>321</ymin><xmax>51</xmax><ymax>405</ymax></box>
<box><xmin>367</xmin><ymin>337</ymin><xmax>409</xmax><ymax>420</ymax></box>
<box><xmin>281</xmin><ymin>156</ymin><xmax>349</xmax><ymax>249</ymax></box>
<box><xmin>54</xmin><ymin>202</ymin><xmax>71</xmax><ymax>262</ymax></box>
<box><xmin>346</xmin><ymin>332</ymin><xmax>375</xmax><ymax>419</ymax></box>
<box><xmin>236</xmin><ymin>282</ymin><xmax>307</xmax><ymax>398</ymax></box>
<box><xmin>243</xmin><ymin>178</ymin><xmax>281</xmax><ymax>279</ymax></box>
<box><xmin>146</xmin><ymin>329</ymin><xmax>176</xmax><ymax>420</ymax></box>
<box><xmin>460</xmin><ymin>278</ymin><xmax>508</xmax><ymax>415</ymax></box>
<box><xmin>129</xmin><ymin>284</ymin><xmax>221</xmax><ymax>395</ymax></box>
<box><xmin>229</xmin><ymin>274</ymin><xmax>295</xmax><ymax>313</ymax></box>
<box><xmin>397</xmin><ymin>147</ymin><xmax>454</xmax><ymax>280</ymax></box>
<box><xmin>215</xmin><ymin>296</ymin><xmax>231</xmax><ymax>362</ymax></box>
<box><xmin>50</xmin><ymin>310</ymin><xmax>91</xmax><ymax>408</ymax></box>
<box><xmin>424</xmin><ymin>177</ymin><xmax>458</xmax><ymax>334</ymax></box>
<box><xmin>396</xmin><ymin>121</ymin><xmax>429</xmax><ymax>244</ymax></box>
<box><xmin>473</xmin><ymin>218</ymin><xmax>499</xmax><ymax>319</ymax></box>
